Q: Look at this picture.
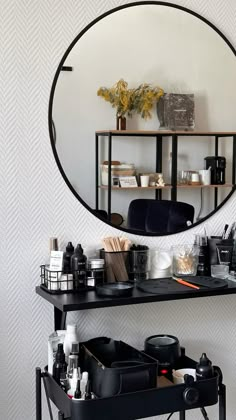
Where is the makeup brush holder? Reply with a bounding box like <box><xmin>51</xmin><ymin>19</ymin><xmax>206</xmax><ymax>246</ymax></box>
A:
<box><xmin>208</xmin><ymin>238</ymin><xmax>233</xmax><ymax>266</ymax></box>
<box><xmin>100</xmin><ymin>250</ymin><xmax>130</xmax><ymax>282</ymax></box>
<box><xmin>129</xmin><ymin>248</ymin><xmax>151</xmax><ymax>282</ymax></box>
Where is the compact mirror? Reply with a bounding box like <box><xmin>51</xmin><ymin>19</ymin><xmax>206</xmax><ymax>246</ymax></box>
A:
<box><xmin>49</xmin><ymin>2</ymin><xmax>236</xmax><ymax>235</ymax></box>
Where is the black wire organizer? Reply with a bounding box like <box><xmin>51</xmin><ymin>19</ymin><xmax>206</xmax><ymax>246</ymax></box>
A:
<box><xmin>40</xmin><ymin>265</ymin><xmax>98</xmax><ymax>294</ymax></box>
<box><xmin>36</xmin><ymin>349</ymin><xmax>226</xmax><ymax>420</ymax></box>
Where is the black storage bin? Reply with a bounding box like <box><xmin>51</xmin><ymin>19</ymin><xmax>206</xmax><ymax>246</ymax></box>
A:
<box><xmin>80</xmin><ymin>337</ymin><xmax>158</xmax><ymax>398</ymax></box>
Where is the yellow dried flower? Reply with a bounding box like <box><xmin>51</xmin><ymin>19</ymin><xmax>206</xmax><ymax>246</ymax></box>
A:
<box><xmin>97</xmin><ymin>79</ymin><xmax>164</xmax><ymax>119</ymax></box>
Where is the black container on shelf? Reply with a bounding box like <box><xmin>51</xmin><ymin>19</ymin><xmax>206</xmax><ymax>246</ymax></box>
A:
<box><xmin>79</xmin><ymin>336</ymin><xmax>158</xmax><ymax>398</ymax></box>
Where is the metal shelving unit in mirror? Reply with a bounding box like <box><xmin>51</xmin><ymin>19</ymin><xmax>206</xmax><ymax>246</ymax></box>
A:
<box><xmin>95</xmin><ymin>130</ymin><xmax>236</xmax><ymax>232</ymax></box>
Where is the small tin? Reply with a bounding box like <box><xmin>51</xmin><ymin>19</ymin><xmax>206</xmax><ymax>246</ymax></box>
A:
<box><xmin>86</xmin><ymin>259</ymin><xmax>105</xmax><ymax>288</ymax></box>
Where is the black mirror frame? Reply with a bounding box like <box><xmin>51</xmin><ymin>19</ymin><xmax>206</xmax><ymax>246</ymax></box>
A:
<box><xmin>48</xmin><ymin>1</ymin><xmax>236</xmax><ymax>236</ymax></box>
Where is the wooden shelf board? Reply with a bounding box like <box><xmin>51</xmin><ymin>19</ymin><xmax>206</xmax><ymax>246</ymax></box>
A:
<box><xmin>177</xmin><ymin>183</ymin><xmax>234</xmax><ymax>188</ymax></box>
<box><xmin>99</xmin><ymin>185</ymin><xmax>172</xmax><ymax>190</ymax></box>
<box><xmin>98</xmin><ymin>184</ymin><xmax>234</xmax><ymax>190</ymax></box>
<box><xmin>96</xmin><ymin>130</ymin><xmax>236</xmax><ymax>137</ymax></box>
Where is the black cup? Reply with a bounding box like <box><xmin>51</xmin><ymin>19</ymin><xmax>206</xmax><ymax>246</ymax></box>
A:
<box><xmin>208</xmin><ymin>237</ymin><xmax>233</xmax><ymax>266</ymax></box>
<box><xmin>144</xmin><ymin>334</ymin><xmax>181</xmax><ymax>367</ymax></box>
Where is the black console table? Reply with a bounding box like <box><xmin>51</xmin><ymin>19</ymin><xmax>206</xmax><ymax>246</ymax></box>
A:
<box><xmin>95</xmin><ymin>130</ymin><xmax>236</xmax><ymax>221</ymax></box>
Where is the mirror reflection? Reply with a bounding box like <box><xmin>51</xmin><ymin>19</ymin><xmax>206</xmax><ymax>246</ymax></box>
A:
<box><xmin>51</xmin><ymin>3</ymin><xmax>236</xmax><ymax>234</ymax></box>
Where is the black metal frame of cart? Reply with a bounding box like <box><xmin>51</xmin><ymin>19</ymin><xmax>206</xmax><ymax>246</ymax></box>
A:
<box><xmin>36</xmin><ymin>363</ymin><xmax>226</xmax><ymax>420</ymax></box>
<box><xmin>95</xmin><ymin>131</ymin><xmax>236</xmax><ymax>222</ymax></box>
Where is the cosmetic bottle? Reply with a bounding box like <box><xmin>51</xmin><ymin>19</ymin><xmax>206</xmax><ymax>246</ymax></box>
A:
<box><xmin>53</xmin><ymin>343</ymin><xmax>67</xmax><ymax>386</ymax></box>
<box><xmin>196</xmin><ymin>353</ymin><xmax>214</xmax><ymax>380</ymax></box>
<box><xmin>64</xmin><ymin>324</ymin><xmax>79</xmax><ymax>361</ymax></box>
<box><xmin>63</xmin><ymin>242</ymin><xmax>74</xmax><ymax>274</ymax></box>
<box><xmin>71</xmin><ymin>244</ymin><xmax>87</xmax><ymax>289</ymax></box>
<box><xmin>73</xmin><ymin>380</ymin><xmax>82</xmax><ymax>400</ymax></box>
<box><xmin>44</xmin><ymin>237</ymin><xmax>59</xmax><ymax>288</ymax></box>
<box><xmin>194</xmin><ymin>235</ymin><xmax>209</xmax><ymax>276</ymax></box>
<box><xmin>67</xmin><ymin>368</ymin><xmax>79</xmax><ymax>399</ymax></box>
<box><xmin>67</xmin><ymin>355</ymin><xmax>79</xmax><ymax>387</ymax></box>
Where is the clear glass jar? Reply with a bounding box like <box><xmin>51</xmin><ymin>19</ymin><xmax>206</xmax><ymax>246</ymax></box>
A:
<box><xmin>172</xmin><ymin>245</ymin><xmax>199</xmax><ymax>276</ymax></box>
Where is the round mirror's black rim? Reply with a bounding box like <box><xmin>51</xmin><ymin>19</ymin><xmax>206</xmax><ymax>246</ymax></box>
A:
<box><xmin>48</xmin><ymin>1</ymin><xmax>236</xmax><ymax>237</ymax></box>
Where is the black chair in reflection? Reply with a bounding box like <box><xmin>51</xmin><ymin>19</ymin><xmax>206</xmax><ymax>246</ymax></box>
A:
<box><xmin>127</xmin><ymin>199</ymin><xmax>194</xmax><ymax>234</ymax></box>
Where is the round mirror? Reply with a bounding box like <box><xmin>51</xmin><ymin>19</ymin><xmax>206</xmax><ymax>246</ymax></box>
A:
<box><xmin>49</xmin><ymin>2</ymin><xmax>236</xmax><ymax>235</ymax></box>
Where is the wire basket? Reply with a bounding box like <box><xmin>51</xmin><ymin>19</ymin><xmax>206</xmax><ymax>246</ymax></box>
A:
<box><xmin>40</xmin><ymin>265</ymin><xmax>88</xmax><ymax>294</ymax></box>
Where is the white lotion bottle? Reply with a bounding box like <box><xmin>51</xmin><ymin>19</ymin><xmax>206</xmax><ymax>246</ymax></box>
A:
<box><xmin>64</xmin><ymin>325</ymin><xmax>78</xmax><ymax>361</ymax></box>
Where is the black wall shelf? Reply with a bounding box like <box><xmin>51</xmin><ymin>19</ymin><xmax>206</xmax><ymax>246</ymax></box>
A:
<box><xmin>36</xmin><ymin>280</ymin><xmax>236</xmax><ymax>313</ymax></box>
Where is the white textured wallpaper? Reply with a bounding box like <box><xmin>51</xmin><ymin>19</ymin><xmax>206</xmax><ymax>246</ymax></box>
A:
<box><xmin>1</xmin><ymin>0</ymin><xmax>236</xmax><ymax>419</ymax></box>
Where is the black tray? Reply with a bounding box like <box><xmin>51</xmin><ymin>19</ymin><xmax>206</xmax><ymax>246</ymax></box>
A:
<box><xmin>95</xmin><ymin>282</ymin><xmax>134</xmax><ymax>297</ymax></box>
<box><xmin>43</xmin><ymin>354</ymin><xmax>219</xmax><ymax>420</ymax></box>
<box><xmin>137</xmin><ymin>276</ymin><xmax>228</xmax><ymax>294</ymax></box>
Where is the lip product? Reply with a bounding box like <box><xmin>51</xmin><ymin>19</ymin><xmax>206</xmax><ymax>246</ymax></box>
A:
<box><xmin>73</xmin><ymin>380</ymin><xmax>82</xmax><ymax>400</ymax></box>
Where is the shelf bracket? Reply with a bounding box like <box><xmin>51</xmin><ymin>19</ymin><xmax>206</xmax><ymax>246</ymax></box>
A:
<box><xmin>54</xmin><ymin>307</ymin><xmax>67</xmax><ymax>331</ymax></box>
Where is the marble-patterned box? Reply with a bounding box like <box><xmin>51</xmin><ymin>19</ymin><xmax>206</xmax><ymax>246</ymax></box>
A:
<box><xmin>157</xmin><ymin>93</ymin><xmax>195</xmax><ymax>130</ymax></box>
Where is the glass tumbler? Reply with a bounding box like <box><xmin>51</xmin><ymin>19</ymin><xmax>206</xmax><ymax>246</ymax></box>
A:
<box><xmin>172</xmin><ymin>245</ymin><xmax>199</xmax><ymax>276</ymax></box>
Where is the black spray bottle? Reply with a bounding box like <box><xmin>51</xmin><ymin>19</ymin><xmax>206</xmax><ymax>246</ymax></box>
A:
<box><xmin>71</xmin><ymin>244</ymin><xmax>87</xmax><ymax>289</ymax></box>
<box><xmin>53</xmin><ymin>343</ymin><xmax>68</xmax><ymax>387</ymax></box>
<box><xmin>63</xmin><ymin>242</ymin><xmax>74</xmax><ymax>273</ymax></box>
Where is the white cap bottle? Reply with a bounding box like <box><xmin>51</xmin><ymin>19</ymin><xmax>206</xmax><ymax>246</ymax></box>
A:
<box><xmin>63</xmin><ymin>325</ymin><xmax>78</xmax><ymax>361</ymax></box>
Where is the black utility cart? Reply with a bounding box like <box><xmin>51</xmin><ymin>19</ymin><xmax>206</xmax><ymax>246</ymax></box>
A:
<box><xmin>35</xmin><ymin>284</ymin><xmax>231</xmax><ymax>420</ymax></box>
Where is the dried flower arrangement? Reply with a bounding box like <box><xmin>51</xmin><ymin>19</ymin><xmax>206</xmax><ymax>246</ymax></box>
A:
<box><xmin>97</xmin><ymin>79</ymin><xmax>164</xmax><ymax>119</ymax></box>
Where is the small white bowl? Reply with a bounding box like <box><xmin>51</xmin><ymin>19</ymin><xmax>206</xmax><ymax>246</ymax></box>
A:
<box><xmin>172</xmin><ymin>368</ymin><xmax>196</xmax><ymax>385</ymax></box>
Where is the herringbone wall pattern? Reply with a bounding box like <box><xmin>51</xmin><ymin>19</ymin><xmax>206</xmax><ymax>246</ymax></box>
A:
<box><xmin>1</xmin><ymin>0</ymin><xmax>236</xmax><ymax>419</ymax></box>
